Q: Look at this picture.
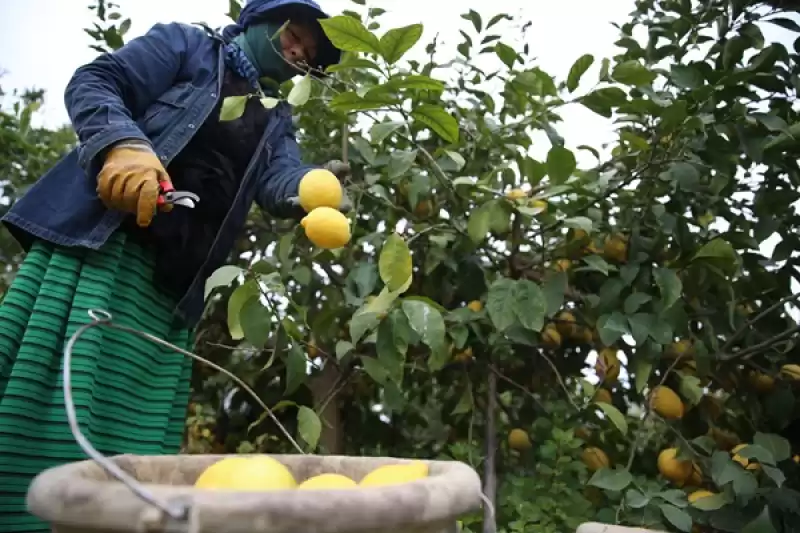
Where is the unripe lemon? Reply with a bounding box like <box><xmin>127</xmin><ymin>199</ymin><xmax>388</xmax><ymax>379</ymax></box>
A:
<box><xmin>506</xmin><ymin>188</ymin><xmax>528</xmax><ymax>200</ymax></box>
<box><xmin>297</xmin><ymin>473</ymin><xmax>357</xmax><ymax>490</ymax></box>
<box><xmin>359</xmin><ymin>461</ymin><xmax>429</xmax><ymax>487</ymax></box>
<box><xmin>301</xmin><ymin>207</ymin><xmax>351</xmax><ymax>249</ymax></box>
<box><xmin>298</xmin><ymin>168</ymin><xmax>343</xmax><ymax>212</ymax></box>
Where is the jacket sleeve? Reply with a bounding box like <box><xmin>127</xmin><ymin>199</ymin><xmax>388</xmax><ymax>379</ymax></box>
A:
<box><xmin>64</xmin><ymin>22</ymin><xmax>193</xmax><ymax>176</ymax></box>
<box><xmin>254</xmin><ymin>119</ymin><xmax>319</xmax><ymax>219</ymax></box>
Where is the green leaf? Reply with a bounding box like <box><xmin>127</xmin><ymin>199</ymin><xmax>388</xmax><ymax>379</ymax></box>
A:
<box><xmin>285</xmin><ymin>344</ymin><xmax>308</xmax><ymax>395</ymax></box>
<box><xmin>767</xmin><ymin>17</ymin><xmax>800</xmax><ymax>32</ymax></box>
<box><xmin>219</xmin><ymin>95</ymin><xmax>248</xmax><ymax>121</ymax></box>
<box><xmin>742</xmin><ymin>506</ymin><xmax>778</xmax><ymax>533</ymax></box>
<box><xmin>633</xmin><ymin>358</ymin><xmax>652</xmax><ymax>393</ymax></box>
<box><xmin>692</xmin><ymin>238</ymin><xmax>739</xmax><ymax>276</ymax></box>
<box><xmin>582</xmin><ymin>255</ymin><xmax>614</xmax><ymax>276</ymax></box>
<box><xmin>659</xmin><ymin>504</ymin><xmax>692</xmax><ymax>533</ymax></box>
<box><xmin>227</xmin><ymin>279</ymin><xmax>260</xmax><ymax>340</ymax></box>
<box><xmin>612</xmin><ymin>60</ymin><xmax>656</xmax><ymax>86</ymax></box>
<box><xmin>297</xmin><ymin>405</ymin><xmax>321</xmax><ymax>451</ymax></box>
<box><xmin>401</xmin><ymin>300</ymin><xmax>446</xmax><ymax>352</ymax></box>
<box><xmin>487</xmin><ymin>278</ymin><xmax>517</xmax><ymax>331</ymax></box>
<box><xmin>329</xmin><ymin>91</ymin><xmax>397</xmax><ymax>113</ymax></box>
<box><xmin>411</xmin><ymin>104</ymin><xmax>459</xmax><ymax>143</ymax></box>
<box><xmin>566</xmin><ymin>54</ymin><xmax>594</xmax><ymax>92</ymax></box>
<box><xmin>678</xmin><ymin>374</ymin><xmax>704</xmax><ymax>407</ymax></box>
<box><xmin>596</xmin><ymin>402</ymin><xmax>628</xmax><ymax>435</ymax></box>
<box><xmin>376</xmin><ymin>319</ymin><xmax>406</xmax><ymax>382</ymax></box>
<box><xmin>287</xmin><ymin>74</ymin><xmax>312</xmax><ymax>106</ymax></box>
<box><xmin>350</xmin><ymin>312</ymin><xmax>381</xmax><ymax>344</ymax></box>
<box><xmin>736</xmin><ymin>444</ymin><xmax>776</xmax><ymax>465</ymax></box>
<box><xmin>461</xmin><ymin>9</ymin><xmax>482</xmax><ymax>32</ymax></box>
<box><xmin>624</xmin><ymin>293</ymin><xmax>652</xmax><ymax>314</ymax></box>
<box><xmin>361</xmin><ymin>356</ymin><xmax>389</xmax><ymax>384</ymax></box>
<box><xmin>546</xmin><ymin>146</ymin><xmax>576</xmax><ymax>184</ymax></box>
<box><xmin>654</xmin><ymin>267</ymin><xmax>682</xmax><ymax>309</ymax></box>
<box><xmin>379</xmin><ymin>233</ymin><xmax>413</xmax><ymax>292</ymax></box>
<box><xmin>753</xmin><ymin>432</ymin><xmax>791</xmax><ymax>463</ymax></box>
<box><xmin>690</xmin><ymin>492</ymin><xmax>729</xmax><ymax>511</ymax></box>
<box><xmin>452</xmin><ymin>382</ymin><xmax>474</xmax><ymax>415</ymax></box>
<box><xmin>370</xmin><ymin>121</ymin><xmax>404</xmax><ymax>144</ymax></box>
<box><xmin>513</xmin><ymin>280</ymin><xmax>546</xmax><ymax>332</ymax></box>
<box><xmin>259</xmin><ymin>97</ymin><xmax>280</xmax><ymax>109</ymax></box>
<box><xmin>495</xmin><ymin>42</ymin><xmax>518</xmax><ymax>68</ymax></box>
<box><xmin>542</xmin><ymin>271</ymin><xmax>567</xmax><ymax>317</ymax></box>
<box><xmin>563</xmin><ymin>216</ymin><xmax>593</xmax><ymax>233</ymax></box>
<box><xmin>580</xmin><ymin>87</ymin><xmax>628</xmax><ymax>118</ymax></box>
<box><xmin>379</xmin><ymin>74</ymin><xmax>445</xmax><ymax>92</ymax></box>
<box><xmin>597</xmin><ymin>312</ymin><xmax>628</xmax><ymax>346</ymax></box>
<box><xmin>588</xmin><ymin>467</ymin><xmax>633</xmax><ymax>491</ymax></box>
<box><xmin>240</xmin><ymin>298</ymin><xmax>271</xmax><ymax>348</ymax></box>
<box><xmin>625</xmin><ymin>488</ymin><xmax>650</xmax><ymax>509</ymax></box>
<box><xmin>388</xmin><ymin>149</ymin><xmax>417</xmax><ymax>178</ymax></box>
<box><xmin>204</xmin><ymin>265</ymin><xmax>244</xmax><ymax>299</ymax></box>
<box><xmin>379</xmin><ymin>23</ymin><xmax>423</xmax><ymax>64</ymax></box>
<box><xmin>325</xmin><ymin>57</ymin><xmax>382</xmax><ymax>73</ymax></box>
<box><xmin>669</xmin><ymin>64</ymin><xmax>704</xmax><ymax>90</ymax></box>
<box><xmin>335</xmin><ymin>340</ymin><xmax>354</xmax><ymax>360</ymax></box>
<box><xmin>319</xmin><ymin>16</ymin><xmax>382</xmax><ymax>55</ymax></box>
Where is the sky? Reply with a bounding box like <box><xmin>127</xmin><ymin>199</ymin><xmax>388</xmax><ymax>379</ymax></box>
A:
<box><xmin>0</xmin><ymin>0</ymin><xmax>643</xmax><ymax>163</ymax></box>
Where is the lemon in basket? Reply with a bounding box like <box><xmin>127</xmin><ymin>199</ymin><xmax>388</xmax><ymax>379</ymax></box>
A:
<box><xmin>297</xmin><ymin>473</ymin><xmax>357</xmax><ymax>490</ymax></box>
<box><xmin>359</xmin><ymin>461</ymin><xmax>429</xmax><ymax>487</ymax></box>
<box><xmin>194</xmin><ymin>456</ymin><xmax>297</xmax><ymax>491</ymax></box>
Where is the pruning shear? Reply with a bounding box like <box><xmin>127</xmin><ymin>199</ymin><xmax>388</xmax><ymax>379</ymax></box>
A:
<box><xmin>157</xmin><ymin>182</ymin><xmax>200</xmax><ymax>209</ymax></box>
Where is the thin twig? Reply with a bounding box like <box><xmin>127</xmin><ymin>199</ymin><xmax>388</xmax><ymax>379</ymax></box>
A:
<box><xmin>482</xmin><ymin>371</ymin><xmax>498</xmax><ymax>533</ymax></box>
<box><xmin>719</xmin><ymin>292</ymin><xmax>800</xmax><ymax>353</ymax></box>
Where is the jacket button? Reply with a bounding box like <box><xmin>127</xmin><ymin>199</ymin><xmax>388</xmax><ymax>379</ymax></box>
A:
<box><xmin>159</xmin><ymin>154</ymin><xmax>167</xmax><ymax>161</ymax></box>
<box><xmin>188</xmin><ymin>124</ymin><xmax>196</xmax><ymax>129</ymax></box>
<box><xmin>211</xmin><ymin>92</ymin><xmax>217</xmax><ymax>97</ymax></box>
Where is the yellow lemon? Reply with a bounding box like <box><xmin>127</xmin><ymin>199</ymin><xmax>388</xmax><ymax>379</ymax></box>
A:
<box><xmin>467</xmin><ymin>300</ymin><xmax>483</xmax><ymax>312</ymax></box>
<box><xmin>731</xmin><ymin>444</ymin><xmax>761</xmax><ymax>471</ymax></box>
<box><xmin>657</xmin><ymin>448</ymin><xmax>692</xmax><ymax>484</ymax></box>
<box><xmin>301</xmin><ymin>207</ymin><xmax>351</xmax><ymax>249</ymax></box>
<box><xmin>505</xmin><ymin>188</ymin><xmax>528</xmax><ymax>200</ymax></box>
<box><xmin>594</xmin><ymin>388</ymin><xmax>613</xmax><ymax>405</ymax></box>
<box><xmin>297</xmin><ymin>473</ymin><xmax>357</xmax><ymax>490</ymax></box>
<box><xmin>298</xmin><ymin>168</ymin><xmax>343</xmax><ymax>212</ymax></box>
<box><xmin>359</xmin><ymin>461</ymin><xmax>429</xmax><ymax>487</ymax></box>
<box><xmin>508</xmin><ymin>428</ymin><xmax>532</xmax><ymax>451</ymax></box>
<box><xmin>780</xmin><ymin>364</ymin><xmax>800</xmax><ymax>381</ymax></box>
<box><xmin>194</xmin><ymin>455</ymin><xmax>297</xmax><ymax>491</ymax></box>
<box><xmin>688</xmin><ymin>490</ymin><xmax>715</xmax><ymax>505</ymax></box>
<box><xmin>541</xmin><ymin>324</ymin><xmax>562</xmax><ymax>348</ymax></box>
<box><xmin>595</xmin><ymin>347</ymin><xmax>620</xmax><ymax>382</ymax></box>
<box><xmin>651</xmin><ymin>386</ymin><xmax>685</xmax><ymax>420</ymax></box>
<box><xmin>581</xmin><ymin>447</ymin><xmax>610</xmax><ymax>471</ymax></box>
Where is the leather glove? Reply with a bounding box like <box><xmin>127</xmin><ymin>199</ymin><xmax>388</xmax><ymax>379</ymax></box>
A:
<box><xmin>285</xmin><ymin>160</ymin><xmax>353</xmax><ymax>214</ymax></box>
<box><xmin>97</xmin><ymin>142</ymin><xmax>173</xmax><ymax>227</ymax></box>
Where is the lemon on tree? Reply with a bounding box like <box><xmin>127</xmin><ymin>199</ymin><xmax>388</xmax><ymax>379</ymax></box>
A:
<box><xmin>650</xmin><ymin>386</ymin><xmax>685</xmax><ymax>420</ymax></box>
<box><xmin>581</xmin><ymin>447</ymin><xmax>610</xmax><ymax>472</ymax></box>
<box><xmin>508</xmin><ymin>428</ymin><xmax>532</xmax><ymax>451</ymax></box>
<box><xmin>298</xmin><ymin>168</ymin><xmax>342</xmax><ymax>212</ymax></box>
<box><xmin>359</xmin><ymin>461</ymin><xmax>429</xmax><ymax>487</ymax></box>
<box><xmin>297</xmin><ymin>473</ymin><xmax>357</xmax><ymax>490</ymax></box>
<box><xmin>467</xmin><ymin>300</ymin><xmax>483</xmax><ymax>312</ymax></box>
<box><xmin>594</xmin><ymin>388</ymin><xmax>613</xmax><ymax>405</ymax></box>
<box><xmin>194</xmin><ymin>455</ymin><xmax>297</xmax><ymax>491</ymax></box>
<box><xmin>780</xmin><ymin>363</ymin><xmax>800</xmax><ymax>381</ymax></box>
<box><xmin>657</xmin><ymin>448</ymin><xmax>692</xmax><ymax>485</ymax></box>
<box><xmin>595</xmin><ymin>347</ymin><xmax>620</xmax><ymax>382</ymax></box>
<box><xmin>301</xmin><ymin>207</ymin><xmax>351</xmax><ymax>249</ymax></box>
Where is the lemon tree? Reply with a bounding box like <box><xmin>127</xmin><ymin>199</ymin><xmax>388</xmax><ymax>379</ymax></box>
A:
<box><xmin>32</xmin><ymin>1</ymin><xmax>800</xmax><ymax>533</ymax></box>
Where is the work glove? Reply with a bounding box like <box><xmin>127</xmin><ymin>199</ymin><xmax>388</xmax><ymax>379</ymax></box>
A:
<box><xmin>97</xmin><ymin>141</ymin><xmax>173</xmax><ymax>227</ymax></box>
<box><xmin>283</xmin><ymin>159</ymin><xmax>353</xmax><ymax>216</ymax></box>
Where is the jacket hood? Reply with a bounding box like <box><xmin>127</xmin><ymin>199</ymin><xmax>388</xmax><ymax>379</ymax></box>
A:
<box><xmin>223</xmin><ymin>0</ymin><xmax>341</xmax><ymax>73</ymax></box>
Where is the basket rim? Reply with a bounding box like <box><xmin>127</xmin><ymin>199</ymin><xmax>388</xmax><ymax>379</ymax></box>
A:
<box><xmin>27</xmin><ymin>453</ymin><xmax>484</xmax><ymax>533</ymax></box>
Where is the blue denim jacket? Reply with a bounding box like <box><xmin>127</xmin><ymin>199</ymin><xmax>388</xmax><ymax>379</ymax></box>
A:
<box><xmin>2</xmin><ymin>14</ymin><xmax>321</xmax><ymax>326</ymax></box>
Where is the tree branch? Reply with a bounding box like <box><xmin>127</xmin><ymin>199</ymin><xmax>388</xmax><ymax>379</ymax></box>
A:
<box><xmin>482</xmin><ymin>371</ymin><xmax>498</xmax><ymax>533</ymax></box>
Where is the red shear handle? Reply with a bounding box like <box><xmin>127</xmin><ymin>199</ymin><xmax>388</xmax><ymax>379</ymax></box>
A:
<box><xmin>157</xmin><ymin>181</ymin><xmax>176</xmax><ymax>208</ymax></box>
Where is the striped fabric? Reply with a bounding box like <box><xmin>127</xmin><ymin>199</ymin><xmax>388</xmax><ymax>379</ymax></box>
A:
<box><xmin>0</xmin><ymin>231</ymin><xmax>193</xmax><ymax>532</ymax></box>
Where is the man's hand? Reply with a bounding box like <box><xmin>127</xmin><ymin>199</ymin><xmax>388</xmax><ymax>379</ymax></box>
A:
<box><xmin>97</xmin><ymin>142</ymin><xmax>173</xmax><ymax>227</ymax></box>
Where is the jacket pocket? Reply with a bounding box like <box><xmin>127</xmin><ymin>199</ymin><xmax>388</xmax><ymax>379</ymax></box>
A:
<box><xmin>140</xmin><ymin>82</ymin><xmax>196</xmax><ymax>132</ymax></box>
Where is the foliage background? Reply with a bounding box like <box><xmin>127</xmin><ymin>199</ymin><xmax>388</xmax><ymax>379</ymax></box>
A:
<box><xmin>2</xmin><ymin>0</ymin><xmax>800</xmax><ymax>532</ymax></box>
